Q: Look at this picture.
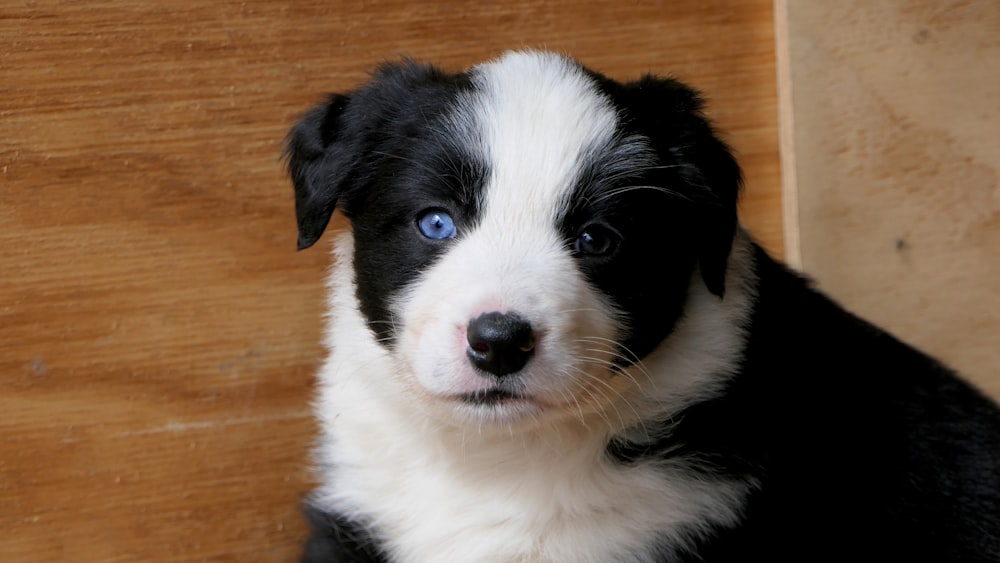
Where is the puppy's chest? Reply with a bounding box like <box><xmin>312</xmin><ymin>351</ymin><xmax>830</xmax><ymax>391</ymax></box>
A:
<box><xmin>330</xmin><ymin>431</ymin><xmax>741</xmax><ymax>563</ymax></box>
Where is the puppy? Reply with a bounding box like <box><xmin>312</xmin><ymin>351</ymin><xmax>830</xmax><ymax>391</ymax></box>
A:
<box><xmin>285</xmin><ymin>51</ymin><xmax>1000</xmax><ymax>562</ymax></box>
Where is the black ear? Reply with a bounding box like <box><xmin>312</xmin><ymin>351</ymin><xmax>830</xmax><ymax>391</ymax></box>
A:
<box><xmin>680</xmin><ymin>124</ymin><xmax>741</xmax><ymax>298</ymax></box>
<box><xmin>615</xmin><ymin>75</ymin><xmax>742</xmax><ymax>297</ymax></box>
<box><xmin>285</xmin><ymin>60</ymin><xmax>462</xmax><ymax>250</ymax></box>
<box><xmin>285</xmin><ymin>93</ymin><xmax>352</xmax><ymax>250</ymax></box>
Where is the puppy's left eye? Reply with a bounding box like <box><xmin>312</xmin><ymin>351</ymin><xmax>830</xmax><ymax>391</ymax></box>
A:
<box><xmin>416</xmin><ymin>209</ymin><xmax>457</xmax><ymax>240</ymax></box>
<box><xmin>575</xmin><ymin>224</ymin><xmax>620</xmax><ymax>257</ymax></box>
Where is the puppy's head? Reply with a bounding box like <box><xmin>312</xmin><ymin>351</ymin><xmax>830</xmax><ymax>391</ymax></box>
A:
<box><xmin>287</xmin><ymin>51</ymin><xmax>741</xmax><ymax>428</ymax></box>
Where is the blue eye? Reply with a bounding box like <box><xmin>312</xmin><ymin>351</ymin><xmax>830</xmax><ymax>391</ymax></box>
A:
<box><xmin>416</xmin><ymin>209</ymin><xmax>457</xmax><ymax>240</ymax></box>
<box><xmin>575</xmin><ymin>224</ymin><xmax>620</xmax><ymax>256</ymax></box>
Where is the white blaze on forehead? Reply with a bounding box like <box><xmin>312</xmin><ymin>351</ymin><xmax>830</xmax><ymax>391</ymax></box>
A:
<box><xmin>468</xmin><ymin>51</ymin><xmax>620</xmax><ymax>226</ymax></box>
<box><xmin>392</xmin><ymin>52</ymin><xmax>628</xmax><ymax>403</ymax></box>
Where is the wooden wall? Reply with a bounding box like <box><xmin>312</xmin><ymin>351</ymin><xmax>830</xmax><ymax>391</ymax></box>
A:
<box><xmin>0</xmin><ymin>1</ymin><xmax>781</xmax><ymax>560</ymax></box>
<box><xmin>776</xmin><ymin>0</ymin><xmax>1000</xmax><ymax>397</ymax></box>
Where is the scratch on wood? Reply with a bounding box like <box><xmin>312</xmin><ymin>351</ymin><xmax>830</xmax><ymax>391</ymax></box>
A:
<box><xmin>117</xmin><ymin>412</ymin><xmax>309</xmax><ymax>437</ymax></box>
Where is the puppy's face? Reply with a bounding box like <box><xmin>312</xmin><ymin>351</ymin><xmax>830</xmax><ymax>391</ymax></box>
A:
<box><xmin>287</xmin><ymin>52</ymin><xmax>740</xmax><ymax>428</ymax></box>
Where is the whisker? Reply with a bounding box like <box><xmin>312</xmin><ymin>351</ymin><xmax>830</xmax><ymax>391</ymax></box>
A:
<box><xmin>564</xmin><ymin>365</ymin><xmax>639</xmax><ymax>431</ymax></box>
<box><xmin>370</xmin><ymin>150</ymin><xmax>442</xmax><ymax>177</ymax></box>
<box><xmin>554</xmin><ymin>385</ymin><xmax>588</xmax><ymax>427</ymax></box>
<box><xmin>371</xmin><ymin>147</ymin><xmax>482</xmax><ymax>204</ymax></box>
<box><xmin>577</xmin><ymin>365</ymin><xmax>653</xmax><ymax>438</ymax></box>
<box><xmin>573</xmin><ymin>382</ymin><xmax>617</xmax><ymax>431</ymax></box>
<box><xmin>575</xmin><ymin>336</ymin><xmax>656</xmax><ymax>389</ymax></box>
<box><xmin>577</xmin><ymin>354</ymin><xmax>650</xmax><ymax>398</ymax></box>
<box><xmin>598</xmin><ymin>163</ymin><xmax>692</xmax><ymax>185</ymax></box>
<box><xmin>592</xmin><ymin>184</ymin><xmax>693</xmax><ymax>204</ymax></box>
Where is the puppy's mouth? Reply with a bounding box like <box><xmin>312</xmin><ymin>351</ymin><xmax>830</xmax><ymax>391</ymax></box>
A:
<box><xmin>456</xmin><ymin>388</ymin><xmax>527</xmax><ymax>406</ymax></box>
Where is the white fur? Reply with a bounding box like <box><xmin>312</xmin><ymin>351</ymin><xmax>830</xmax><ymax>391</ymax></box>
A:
<box><xmin>395</xmin><ymin>52</ymin><xmax>628</xmax><ymax>427</ymax></box>
<box><xmin>311</xmin><ymin>51</ymin><xmax>760</xmax><ymax>562</ymax></box>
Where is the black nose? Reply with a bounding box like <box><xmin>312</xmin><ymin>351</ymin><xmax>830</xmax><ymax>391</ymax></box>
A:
<box><xmin>466</xmin><ymin>311</ymin><xmax>535</xmax><ymax>377</ymax></box>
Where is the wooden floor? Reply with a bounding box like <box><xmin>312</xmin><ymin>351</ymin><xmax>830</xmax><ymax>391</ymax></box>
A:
<box><xmin>1</xmin><ymin>1</ymin><xmax>781</xmax><ymax>560</ymax></box>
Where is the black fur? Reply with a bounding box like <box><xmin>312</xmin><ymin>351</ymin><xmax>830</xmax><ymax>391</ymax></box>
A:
<box><xmin>301</xmin><ymin>503</ymin><xmax>386</xmax><ymax>563</ymax></box>
<box><xmin>562</xmin><ymin>71</ymin><xmax>743</xmax><ymax>362</ymax></box>
<box><xmin>287</xmin><ymin>60</ymin><xmax>738</xmax><ymax>364</ymax></box>
<box><xmin>612</xmin><ymin>246</ymin><xmax>1000</xmax><ymax>561</ymax></box>
<box><xmin>286</xmin><ymin>61</ymin><xmax>487</xmax><ymax>344</ymax></box>
<box><xmin>287</xmin><ymin>55</ymin><xmax>1000</xmax><ymax>562</ymax></box>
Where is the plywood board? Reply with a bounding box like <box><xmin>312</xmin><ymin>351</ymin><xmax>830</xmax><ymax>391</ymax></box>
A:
<box><xmin>0</xmin><ymin>1</ymin><xmax>781</xmax><ymax>560</ymax></box>
<box><xmin>777</xmin><ymin>0</ymin><xmax>1000</xmax><ymax>396</ymax></box>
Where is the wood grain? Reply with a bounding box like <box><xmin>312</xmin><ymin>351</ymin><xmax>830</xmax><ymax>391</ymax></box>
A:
<box><xmin>777</xmin><ymin>0</ymin><xmax>1000</xmax><ymax>397</ymax></box>
<box><xmin>0</xmin><ymin>1</ymin><xmax>781</xmax><ymax>560</ymax></box>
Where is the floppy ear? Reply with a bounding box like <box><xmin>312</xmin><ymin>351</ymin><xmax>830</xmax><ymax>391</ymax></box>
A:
<box><xmin>683</xmin><ymin>124</ymin><xmax>742</xmax><ymax>299</ymax></box>
<box><xmin>286</xmin><ymin>60</ymin><xmax>463</xmax><ymax>250</ymax></box>
<box><xmin>617</xmin><ymin>75</ymin><xmax>742</xmax><ymax>297</ymax></box>
<box><xmin>285</xmin><ymin>94</ymin><xmax>353</xmax><ymax>250</ymax></box>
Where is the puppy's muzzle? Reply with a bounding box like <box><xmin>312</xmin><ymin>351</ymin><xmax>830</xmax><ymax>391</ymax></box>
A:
<box><xmin>466</xmin><ymin>311</ymin><xmax>536</xmax><ymax>377</ymax></box>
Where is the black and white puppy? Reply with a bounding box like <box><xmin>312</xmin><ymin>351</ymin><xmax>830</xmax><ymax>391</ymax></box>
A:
<box><xmin>286</xmin><ymin>51</ymin><xmax>1000</xmax><ymax>562</ymax></box>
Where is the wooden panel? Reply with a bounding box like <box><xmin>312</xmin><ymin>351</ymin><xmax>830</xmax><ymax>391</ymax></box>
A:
<box><xmin>777</xmin><ymin>0</ymin><xmax>1000</xmax><ymax>395</ymax></box>
<box><xmin>0</xmin><ymin>1</ymin><xmax>781</xmax><ymax>560</ymax></box>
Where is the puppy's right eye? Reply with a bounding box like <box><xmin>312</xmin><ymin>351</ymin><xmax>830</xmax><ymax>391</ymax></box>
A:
<box><xmin>416</xmin><ymin>209</ymin><xmax>457</xmax><ymax>240</ymax></box>
<box><xmin>574</xmin><ymin>223</ymin><xmax>620</xmax><ymax>257</ymax></box>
